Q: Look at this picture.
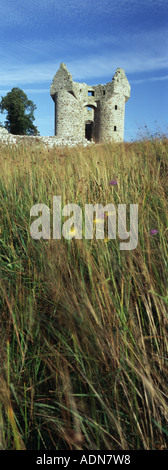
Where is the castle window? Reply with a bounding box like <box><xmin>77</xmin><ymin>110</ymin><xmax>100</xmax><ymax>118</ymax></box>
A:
<box><xmin>115</xmin><ymin>105</ymin><xmax>117</xmax><ymax>110</ymax></box>
<box><xmin>88</xmin><ymin>90</ymin><xmax>94</xmax><ymax>96</ymax></box>
<box><xmin>103</xmin><ymin>90</ymin><xmax>105</xmax><ymax>95</ymax></box>
<box><xmin>114</xmin><ymin>126</ymin><xmax>117</xmax><ymax>131</ymax></box>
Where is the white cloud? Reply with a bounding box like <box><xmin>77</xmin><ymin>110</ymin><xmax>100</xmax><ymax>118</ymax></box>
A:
<box><xmin>0</xmin><ymin>88</ymin><xmax>49</xmax><ymax>94</ymax></box>
<box><xmin>0</xmin><ymin>50</ymin><xmax>167</xmax><ymax>88</ymax></box>
<box><xmin>16</xmin><ymin>26</ymin><xmax>167</xmax><ymax>54</ymax></box>
<box><xmin>69</xmin><ymin>54</ymin><xmax>168</xmax><ymax>80</ymax></box>
<box><xmin>0</xmin><ymin>63</ymin><xmax>53</xmax><ymax>86</ymax></box>
<box><xmin>130</xmin><ymin>75</ymin><xmax>168</xmax><ymax>84</ymax></box>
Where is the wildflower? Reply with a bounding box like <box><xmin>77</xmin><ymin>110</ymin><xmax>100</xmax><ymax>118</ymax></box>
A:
<box><xmin>109</xmin><ymin>180</ymin><xmax>117</xmax><ymax>186</ymax></box>
<box><xmin>105</xmin><ymin>211</ymin><xmax>116</xmax><ymax>216</ymax></box>
<box><xmin>93</xmin><ymin>212</ymin><xmax>105</xmax><ymax>224</ymax></box>
<box><xmin>69</xmin><ymin>227</ymin><xmax>77</xmax><ymax>237</ymax></box>
<box><xmin>93</xmin><ymin>218</ymin><xmax>104</xmax><ymax>224</ymax></box>
<box><xmin>150</xmin><ymin>229</ymin><xmax>158</xmax><ymax>235</ymax></box>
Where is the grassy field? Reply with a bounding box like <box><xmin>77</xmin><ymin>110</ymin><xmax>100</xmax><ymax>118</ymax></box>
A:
<box><xmin>0</xmin><ymin>136</ymin><xmax>168</xmax><ymax>450</ymax></box>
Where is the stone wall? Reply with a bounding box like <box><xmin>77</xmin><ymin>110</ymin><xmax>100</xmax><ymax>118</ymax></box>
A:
<box><xmin>0</xmin><ymin>127</ymin><xmax>17</xmax><ymax>145</ymax></box>
<box><xmin>0</xmin><ymin>127</ymin><xmax>94</xmax><ymax>148</ymax></box>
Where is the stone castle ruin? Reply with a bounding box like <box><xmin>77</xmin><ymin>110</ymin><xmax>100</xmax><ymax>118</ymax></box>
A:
<box><xmin>50</xmin><ymin>63</ymin><xmax>131</xmax><ymax>143</ymax></box>
<box><xmin>0</xmin><ymin>62</ymin><xmax>130</xmax><ymax>148</ymax></box>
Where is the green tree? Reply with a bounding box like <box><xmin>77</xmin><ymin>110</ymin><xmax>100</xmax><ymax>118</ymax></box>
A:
<box><xmin>0</xmin><ymin>87</ymin><xmax>39</xmax><ymax>135</ymax></box>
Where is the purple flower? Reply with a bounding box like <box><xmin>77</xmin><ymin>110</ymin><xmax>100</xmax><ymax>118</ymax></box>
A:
<box><xmin>109</xmin><ymin>180</ymin><xmax>117</xmax><ymax>186</ymax></box>
<box><xmin>150</xmin><ymin>229</ymin><xmax>158</xmax><ymax>235</ymax></box>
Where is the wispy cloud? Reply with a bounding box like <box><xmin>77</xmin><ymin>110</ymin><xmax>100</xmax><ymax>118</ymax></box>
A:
<box><xmin>69</xmin><ymin>54</ymin><xmax>168</xmax><ymax>81</ymax></box>
<box><xmin>3</xmin><ymin>77</ymin><xmax>168</xmax><ymax>95</ymax></box>
<box><xmin>0</xmin><ymin>88</ymin><xmax>49</xmax><ymax>95</ymax></box>
<box><xmin>0</xmin><ymin>63</ymin><xmax>53</xmax><ymax>86</ymax></box>
<box><xmin>15</xmin><ymin>26</ymin><xmax>167</xmax><ymax>54</ymax></box>
<box><xmin>130</xmin><ymin>75</ymin><xmax>168</xmax><ymax>84</ymax></box>
<box><xmin>0</xmin><ymin>49</ymin><xmax>167</xmax><ymax>88</ymax></box>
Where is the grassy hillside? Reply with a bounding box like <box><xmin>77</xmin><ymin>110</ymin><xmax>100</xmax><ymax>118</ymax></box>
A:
<box><xmin>0</xmin><ymin>137</ymin><xmax>168</xmax><ymax>450</ymax></box>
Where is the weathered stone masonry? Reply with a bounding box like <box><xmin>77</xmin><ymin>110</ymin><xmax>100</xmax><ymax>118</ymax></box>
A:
<box><xmin>50</xmin><ymin>63</ymin><xmax>131</xmax><ymax>143</ymax></box>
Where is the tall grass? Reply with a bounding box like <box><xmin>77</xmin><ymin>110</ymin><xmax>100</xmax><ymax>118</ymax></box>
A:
<box><xmin>0</xmin><ymin>137</ymin><xmax>168</xmax><ymax>450</ymax></box>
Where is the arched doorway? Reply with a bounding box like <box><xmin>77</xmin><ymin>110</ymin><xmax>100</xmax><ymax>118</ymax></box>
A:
<box><xmin>85</xmin><ymin>120</ymin><xmax>93</xmax><ymax>140</ymax></box>
<box><xmin>84</xmin><ymin>102</ymin><xmax>97</xmax><ymax>141</ymax></box>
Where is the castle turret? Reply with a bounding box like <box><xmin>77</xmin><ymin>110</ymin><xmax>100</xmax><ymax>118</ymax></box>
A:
<box><xmin>92</xmin><ymin>69</ymin><xmax>130</xmax><ymax>142</ymax></box>
<box><xmin>50</xmin><ymin>63</ymin><xmax>84</xmax><ymax>139</ymax></box>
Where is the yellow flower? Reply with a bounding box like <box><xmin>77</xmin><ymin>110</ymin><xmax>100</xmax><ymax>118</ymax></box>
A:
<box><xmin>106</xmin><ymin>211</ymin><xmax>116</xmax><ymax>216</ymax></box>
<box><xmin>69</xmin><ymin>226</ymin><xmax>77</xmax><ymax>237</ymax></box>
<box><xmin>93</xmin><ymin>218</ymin><xmax>104</xmax><ymax>224</ymax></box>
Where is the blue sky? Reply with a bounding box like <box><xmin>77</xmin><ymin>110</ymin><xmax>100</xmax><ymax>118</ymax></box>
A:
<box><xmin>0</xmin><ymin>0</ymin><xmax>167</xmax><ymax>140</ymax></box>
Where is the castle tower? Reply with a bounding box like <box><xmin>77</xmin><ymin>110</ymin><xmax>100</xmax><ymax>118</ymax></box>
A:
<box><xmin>50</xmin><ymin>63</ymin><xmax>84</xmax><ymax>139</ymax></box>
<box><xmin>50</xmin><ymin>64</ymin><xmax>130</xmax><ymax>142</ymax></box>
<box><xmin>93</xmin><ymin>69</ymin><xmax>130</xmax><ymax>142</ymax></box>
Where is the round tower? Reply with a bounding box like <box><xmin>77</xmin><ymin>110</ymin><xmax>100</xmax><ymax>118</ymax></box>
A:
<box><xmin>54</xmin><ymin>90</ymin><xmax>84</xmax><ymax>139</ymax></box>
<box><xmin>95</xmin><ymin>94</ymin><xmax>126</xmax><ymax>142</ymax></box>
